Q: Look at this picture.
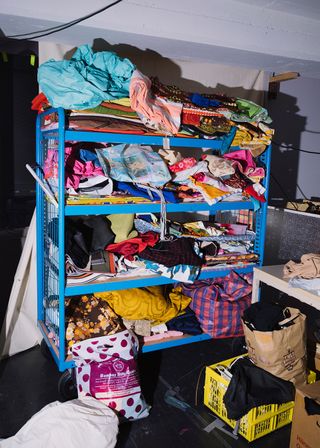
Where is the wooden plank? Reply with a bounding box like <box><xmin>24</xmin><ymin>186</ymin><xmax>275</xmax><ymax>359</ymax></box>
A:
<box><xmin>269</xmin><ymin>72</ymin><xmax>300</xmax><ymax>83</ymax></box>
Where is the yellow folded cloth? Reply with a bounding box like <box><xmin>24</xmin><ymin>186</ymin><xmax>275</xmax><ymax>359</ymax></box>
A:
<box><xmin>95</xmin><ymin>286</ymin><xmax>191</xmax><ymax>325</ymax></box>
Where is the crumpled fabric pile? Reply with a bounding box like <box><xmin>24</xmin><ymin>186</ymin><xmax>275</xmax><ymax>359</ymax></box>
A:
<box><xmin>284</xmin><ymin>253</ymin><xmax>320</xmax><ymax>295</ymax></box>
<box><xmin>35</xmin><ymin>44</ymin><xmax>274</xmax><ymax>151</ymax></box>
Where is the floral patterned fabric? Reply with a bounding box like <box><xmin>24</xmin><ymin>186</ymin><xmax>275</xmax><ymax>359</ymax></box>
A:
<box><xmin>65</xmin><ymin>295</ymin><xmax>124</xmax><ymax>350</ymax></box>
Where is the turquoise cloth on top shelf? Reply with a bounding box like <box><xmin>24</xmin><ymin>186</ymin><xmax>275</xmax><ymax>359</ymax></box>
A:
<box><xmin>38</xmin><ymin>44</ymin><xmax>135</xmax><ymax>110</ymax></box>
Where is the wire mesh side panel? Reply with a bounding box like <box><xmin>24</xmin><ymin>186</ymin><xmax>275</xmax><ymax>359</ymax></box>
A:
<box><xmin>36</xmin><ymin>109</ymin><xmax>68</xmax><ymax>371</ymax></box>
<box><xmin>44</xmin><ymin>198</ymin><xmax>60</xmax><ymax>348</ymax></box>
<box><xmin>255</xmin><ymin>144</ymin><xmax>272</xmax><ymax>265</ymax></box>
<box><xmin>37</xmin><ymin>133</ymin><xmax>61</xmax><ymax>348</ymax></box>
<box><xmin>213</xmin><ymin>144</ymin><xmax>271</xmax><ymax>266</ymax></box>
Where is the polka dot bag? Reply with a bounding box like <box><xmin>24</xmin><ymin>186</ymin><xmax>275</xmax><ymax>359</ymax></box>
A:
<box><xmin>71</xmin><ymin>330</ymin><xmax>150</xmax><ymax>420</ymax></box>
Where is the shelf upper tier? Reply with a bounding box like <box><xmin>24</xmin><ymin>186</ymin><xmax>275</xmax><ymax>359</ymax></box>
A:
<box><xmin>64</xmin><ymin>199</ymin><xmax>255</xmax><ymax>216</ymax></box>
<box><xmin>40</xmin><ymin>128</ymin><xmax>231</xmax><ymax>149</ymax></box>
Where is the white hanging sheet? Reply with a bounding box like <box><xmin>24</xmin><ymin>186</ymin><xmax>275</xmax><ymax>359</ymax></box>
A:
<box><xmin>0</xmin><ymin>210</ymin><xmax>41</xmax><ymax>358</ymax></box>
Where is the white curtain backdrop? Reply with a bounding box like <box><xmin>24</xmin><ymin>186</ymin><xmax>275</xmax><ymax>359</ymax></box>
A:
<box><xmin>0</xmin><ymin>211</ymin><xmax>41</xmax><ymax>358</ymax></box>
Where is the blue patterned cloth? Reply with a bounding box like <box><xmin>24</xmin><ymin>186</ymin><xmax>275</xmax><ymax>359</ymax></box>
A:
<box><xmin>138</xmin><ymin>258</ymin><xmax>200</xmax><ymax>283</ymax></box>
<box><xmin>96</xmin><ymin>144</ymin><xmax>171</xmax><ymax>187</ymax></box>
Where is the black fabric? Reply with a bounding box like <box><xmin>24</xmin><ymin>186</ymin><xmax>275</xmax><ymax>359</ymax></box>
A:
<box><xmin>65</xmin><ymin>218</ymin><xmax>92</xmax><ymax>268</ymax></box>
<box><xmin>63</xmin><ymin>217</ymin><xmax>115</xmax><ymax>268</ymax></box>
<box><xmin>139</xmin><ymin>237</ymin><xmax>203</xmax><ymax>267</ymax></box>
<box><xmin>305</xmin><ymin>397</ymin><xmax>320</xmax><ymax>416</ymax></box>
<box><xmin>48</xmin><ymin>218</ymin><xmax>93</xmax><ymax>269</ymax></box>
<box><xmin>242</xmin><ymin>302</ymin><xmax>289</xmax><ymax>331</ymax></box>
<box><xmin>90</xmin><ymin>250</ymin><xmax>109</xmax><ymax>273</ymax></box>
<box><xmin>77</xmin><ymin>177</ymin><xmax>112</xmax><ymax>193</ymax></box>
<box><xmin>223</xmin><ymin>357</ymin><xmax>295</xmax><ymax>420</ymax></box>
<box><xmin>201</xmin><ymin>242</ymin><xmax>219</xmax><ymax>256</ymax></box>
<box><xmin>165</xmin><ymin>308</ymin><xmax>202</xmax><ymax>335</ymax></box>
<box><xmin>82</xmin><ymin>216</ymin><xmax>115</xmax><ymax>251</ymax></box>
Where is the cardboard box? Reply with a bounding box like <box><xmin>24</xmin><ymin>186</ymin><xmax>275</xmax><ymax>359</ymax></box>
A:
<box><xmin>289</xmin><ymin>381</ymin><xmax>320</xmax><ymax>448</ymax></box>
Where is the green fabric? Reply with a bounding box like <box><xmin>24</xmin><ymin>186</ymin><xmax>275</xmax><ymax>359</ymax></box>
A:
<box><xmin>107</xmin><ymin>214</ymin><xmax>138</xmax><ymax>243</ymax></box>
<box><xmin>83</xmin><ymin>104</ymin><xmax>138</xmax><ymax>119</ymax></box>
<box><xmin>235</xmin><ymin>98</ymin><xmax>272</xmax><ymax>124</ymax></box>
<box><xmin>236</xmin><ymin>99</ymin><xmax>261</xmax><ymax>118</ymax></box>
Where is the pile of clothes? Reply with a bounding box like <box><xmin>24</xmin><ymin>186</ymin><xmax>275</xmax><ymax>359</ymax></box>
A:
<box><xmin>33</xmin><ymin>45</ymin><xmax>273</xmax><ymax>154</ymax></box>
<box><xmin>284</xmin><ymin>253</ymin><xmax>320</xmax><ymax>295</ymax></box>
<box><xmin>45</xmin><ymin>274</ymin><xmax>253</xmax><ymax>352</ymax></box>
<box><xmin>46</xmin><ymin>212</ymin><xmax>257</xmax><ymax>286</ymax></box>
<box><xmin>42</xmin><ymin>139</ymin><xmax>267</xmax><ymax>207</ymax></box>
<box><xmin>34</xmin><ymin>45</ymin><xmax>272</xmax><ymax>210</ymax></box>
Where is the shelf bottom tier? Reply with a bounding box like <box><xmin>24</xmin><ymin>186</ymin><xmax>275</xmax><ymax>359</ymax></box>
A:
<box><xmin>38</xmin><ymin>320</ymin><xmax>212</xmax><ymax>372</ymax></box>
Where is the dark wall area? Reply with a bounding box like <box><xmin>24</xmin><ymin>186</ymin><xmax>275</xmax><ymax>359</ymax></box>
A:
<box><xmin>0</xmin><ymin>39</ymin><xmax>38</xmax><ymax>229</ymax></box>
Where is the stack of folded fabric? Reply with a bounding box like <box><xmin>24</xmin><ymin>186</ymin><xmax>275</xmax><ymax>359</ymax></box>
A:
<box><xmin>34</xmin><ymin>44</ymin><xmax>273</xmax><ymax>149</ymax></box>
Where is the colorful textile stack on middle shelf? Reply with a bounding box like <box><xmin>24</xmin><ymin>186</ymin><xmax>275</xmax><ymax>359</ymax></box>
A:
<box><xmin>42</xmin><ymin>140</ymin><xmax>267</xmax><ymax>206</ymax></box>
<box><xmin>52</xmin><ymin>212</ymin><xmax>258</xmax><ymax>286</ymax></box>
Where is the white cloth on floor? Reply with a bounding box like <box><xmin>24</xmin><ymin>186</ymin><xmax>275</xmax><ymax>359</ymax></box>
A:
<box><xmin>0</xmin><ymin>397</ymin><xmax>118</xmax><ymax>448</ymax></box>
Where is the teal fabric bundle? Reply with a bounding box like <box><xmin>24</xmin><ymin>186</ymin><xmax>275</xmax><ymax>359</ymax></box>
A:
<box><xmin>38</xmin><ymin>44</ymin><xmax>135</xmax><ymax>110</ymax></box>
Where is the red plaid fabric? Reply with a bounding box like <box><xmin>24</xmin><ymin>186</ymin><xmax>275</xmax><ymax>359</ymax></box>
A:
<box><xmin>236</xmin><ymin>210</ymin><xmax>254</xmax><ymax>230</ymax></box>
<box><xmin>180</xmin><ymin>270</ymin><xmax>253</xmax><ymax>338</ymax></box>
<box><xmin>214</xmin><ymin>210</ymin><xmax>254</xmax><ymax>231</ymax></box>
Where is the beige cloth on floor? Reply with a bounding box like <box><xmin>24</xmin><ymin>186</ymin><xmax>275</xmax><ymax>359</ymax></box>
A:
<box><xmin>283</xmin><ymin>253</ymin><xmax>320</xmax><ymax>279</ymax></box>
<box><xmin>0</xmin><ymin>397</ymin><xmax>118</xmax><ymax>448</ymax></box>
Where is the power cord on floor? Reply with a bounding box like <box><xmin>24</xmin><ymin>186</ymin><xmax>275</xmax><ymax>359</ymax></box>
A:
<box><xmin>194</xmin><ymin>365</ymin><xmax>206</xmax><ymax>407</ymax></box>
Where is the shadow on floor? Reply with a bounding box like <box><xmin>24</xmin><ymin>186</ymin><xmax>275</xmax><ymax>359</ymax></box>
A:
<box><xmin>0</xmin><ymin>338</ymin><xmax>291</xmax><ymax>448</ymax></box>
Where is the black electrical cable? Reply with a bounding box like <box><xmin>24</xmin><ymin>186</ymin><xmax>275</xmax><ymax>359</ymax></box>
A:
<box><xmin>6</xmin><ymin>0</ymin><xmax>124</xmax><ymax>39</ymax></box>
<box><xmin>296</xmin><ymin>183</ymin><xmax>308</xmax><ymax>200</ymax></box>
<box><xmin>270</xmin><ymin>173</ymin><xmax>299</xmax><ymax>210</ymax></box>
<box><xmin>304</xmin><ymin>129</ymin><xmax>320</xmax><ymax>134</ymax></box>
<box><xmin>272</xmin><ymin>140</ymin><xmax>320</xmax><ymax>155</ymax></box>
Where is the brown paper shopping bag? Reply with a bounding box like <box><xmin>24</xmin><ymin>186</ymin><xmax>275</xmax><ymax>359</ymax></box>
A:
<box><xmin>242</xmin><ymin>307</ymin><xmax>307</xmax><ymax>385</ymax></box>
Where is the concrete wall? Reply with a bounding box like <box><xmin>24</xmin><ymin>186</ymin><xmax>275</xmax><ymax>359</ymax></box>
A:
<box><xmin>2</xmin><ymin>0</ymin><xmax>320</xmax><ymax>66</ymax></box>
<box><xmin>268</xmin><ymin>76</ymin><xmax>320</xmax><ymax>203</ymax></box>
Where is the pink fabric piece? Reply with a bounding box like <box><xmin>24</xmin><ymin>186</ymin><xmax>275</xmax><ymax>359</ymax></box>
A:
<box><xmin>143</xmin><ymin>331</ymin><xmax>184</xmax><ymax>342</ymax></box>
<box><xmin>65</xmin><ymin>147</ymin><xmax>104</xmax><ymax>189</ymax></box>
<box><xmin>43</xmin><ymin>146</ymin><xmax>104</xmax><ymax>189</ymax></box>
<box><xmin>223</xmin><ymin>149</ymin><xmax>265</xmax><ymax>180</ymax></box>
<box><xmin>193</xmin><ymin>172</ymin><xmax>238</xmax><ymax>192</ymax></box>
<box><xmin>169</xmin><ymin>157</ymin><xmax>197</xmax><ymax>173</ymax></box>
<box><xmin>43</xmin><ymin>149</ymin><xmax>59</xmax><ymax>179</ymax></box>
<box><xmin>129</xmin><ymin>70</ymin><xmax>182</xmax><ymax>134</ymax></box>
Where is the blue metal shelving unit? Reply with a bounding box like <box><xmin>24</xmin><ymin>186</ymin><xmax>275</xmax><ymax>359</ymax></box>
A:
<box><xmin>36</xmin><ymin>107</ymin><xmax>271</xmax><ymax>372</ymax></box>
